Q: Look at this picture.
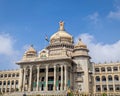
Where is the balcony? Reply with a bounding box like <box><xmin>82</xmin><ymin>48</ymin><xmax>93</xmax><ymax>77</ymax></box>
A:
<box><xmin>75</xmin><ymin>68</ymin><xmax>84</xmax><ymax>73</ymax></box>
<box><xmin>75</xmin><ymin>77</ymin><xmax>83</xmax><ymax>82</ymax></box>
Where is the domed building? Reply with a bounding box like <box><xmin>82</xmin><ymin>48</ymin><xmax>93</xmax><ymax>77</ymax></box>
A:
<box><xmin>0</xmin><ymin>22</ymin><xmax>120</xmax><ymax>96</ymax></box>
<box><xmin>15</xmin><ymin>21</ymin><xmax>92</xmax><ymax>95</ymax></box>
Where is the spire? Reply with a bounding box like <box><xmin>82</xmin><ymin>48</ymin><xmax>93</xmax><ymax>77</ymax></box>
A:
<box><xmin>79</xmin><ymin>38</ymin><xmax>81</xmax><ymax>41</ymax></box>
<box><xmin>59</xmin><ymin>21</ymin><xmax>65</xmax><ymax>31</ymax></box>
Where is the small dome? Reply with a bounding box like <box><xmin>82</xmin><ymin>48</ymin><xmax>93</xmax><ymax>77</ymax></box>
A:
<box><xmin>75</xmin><ymin>39</ymin><xmax>87</xmax><ymax>49</ymax></box>
<box><xmin>26</xmin><ymin>45</ymin><xmax>36</xmax><ymax>54</ymax></box>
<box><xmin>50</xmin><ymin>22</ymin><xmax>73</xmax><ymax>44</ymax></box>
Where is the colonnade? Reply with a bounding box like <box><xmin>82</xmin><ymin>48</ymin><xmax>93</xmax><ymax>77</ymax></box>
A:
<box><xmin>21</xmin><ymin>64</ymin><xmax>70</xmax><ymax>92</ymax></box>
<box><xmin>0</xmin><ymin>80</ymin><xmax>18</xmax><ymax>93</ymax></box>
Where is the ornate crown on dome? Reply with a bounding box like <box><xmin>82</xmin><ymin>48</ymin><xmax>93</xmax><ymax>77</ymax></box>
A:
<box><xmin>26</xmin><ymin>45</ymin><xmax>36</xmax><ymax>54</ymax></box>
<box><xmin>50</xmin><ymin>21</ymin><xmax>73</xmax><ymax>44</ymax></box>
<box><xmin>75</xmin><ymin>38</ymin><xmax>87</xmax><ymax>49</ymax></box>
<box><xmin>23</xmin><ymin>45</ymin><xmax>37</xmax><ymax>58</ymax></box>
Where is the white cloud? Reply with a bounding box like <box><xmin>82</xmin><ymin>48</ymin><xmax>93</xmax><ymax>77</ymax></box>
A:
<box><xmin>0</xmin><ymin>33</ymin><xmax>19</xmax><ymax>70</ymax></box>
<box><xmin>108</xmin><ymin>10</ymin><xmax>120</xmax><ymax>20</ymax></box>
<box><xmin>0</xmin><ymin>33</ymin><xmax>15</xmax><ymax>56</ymax></box>
<box><xmin>108</xmin><ymin>0</ymin><xmax>120</xmax><ymax>20</ymax></box>
<box><xmin>87</xmin><ymin>12</ymin><xmax>100</xmax><ymax>24</ymax></box>
<box><xmin>75</xmin><ymin>33</ymin><xmax>120</xmax><ymax>63</ymax></box>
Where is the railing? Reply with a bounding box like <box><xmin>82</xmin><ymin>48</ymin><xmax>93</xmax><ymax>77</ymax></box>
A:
<box><xmin>75</xmin><ymin>77</ymin><xmax>83</xmax><ymax>82</ymax></box>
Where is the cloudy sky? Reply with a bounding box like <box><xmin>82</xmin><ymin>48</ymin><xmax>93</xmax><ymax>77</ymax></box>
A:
<box><xmin>0</xmin><ymin>0</ymin><xmax>120</xmax><ymax>70</ymax></box>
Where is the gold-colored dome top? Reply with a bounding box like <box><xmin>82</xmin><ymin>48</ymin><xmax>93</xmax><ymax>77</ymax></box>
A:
<box><xmin>75</xmin><ymin>39</ymin><xmax>87</xmax><ymax>48</ymax></box>
<box><xmin>26</xmin><ymin>45</ymin><xmax>36</xmax><ymax>54</ymax></box>
<box><xmin>50</xmin><ymin>22</ymin><xmax>73</xmax><ymax>43</ymax></box>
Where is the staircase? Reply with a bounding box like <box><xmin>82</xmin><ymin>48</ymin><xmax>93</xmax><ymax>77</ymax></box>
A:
<box><xmin>3</xmin><ymin>91</ymin><xmax>67</xmax><ymax>96</ymax></box>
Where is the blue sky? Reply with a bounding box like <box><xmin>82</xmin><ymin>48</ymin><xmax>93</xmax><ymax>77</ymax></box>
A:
<box><xmin>0</xmin><ymin>0</ymin><xmax>120</xmax><ymax>70</ymax></box>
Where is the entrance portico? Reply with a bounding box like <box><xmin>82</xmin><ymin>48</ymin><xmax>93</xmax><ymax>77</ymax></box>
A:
<box><xmin>19</xmin><ymin>60</ymin><xmax>72</xmax><ymax>92</ymax></box>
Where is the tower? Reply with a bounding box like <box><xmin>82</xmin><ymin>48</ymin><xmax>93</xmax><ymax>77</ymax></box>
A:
<box><xmin>72</xmin><ymin>39</ymin><xmax>92</xmax><ymax>94</ymax></box>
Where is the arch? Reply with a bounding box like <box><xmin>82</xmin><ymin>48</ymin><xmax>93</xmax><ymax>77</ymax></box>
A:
<box><xmin>8</xmin><ymin>74</ymin><xmax>11</xmax><ymax>77</ymax></box>
<box><xmin>113</xmin><ymin>66</ymin><xmax>118</xmax><ymax>71</ymax></box>
<box><xmin>107</xmin><ymin>67</ymin><xmax>112</xmax><ymax>71</ymax></box>
<box><xmin>12</xmin><ymin>73</ymin><xmax>15</xmax><ymax>77</ymax></box>
<box><xmin>7</xmin><ymin>81</ymin><xmax>10</xmax><ymax>85</ymax></box>
<box><xmin>108</xmin><ymin>75</ymin><xmax>112</xmax><ymax>81</ymax></box>
<box><xmin>16</xmin><ymin>80</ymin><xmax>18</xmax><ymax>85</ymax></box>
<box><xmin>11</xmin><ymin>80</ymin><xmax>14</xmax><ymax>85</ymax></box>
<box><xmin>114</xmin><ymin>75</ymin><xmax>119</xmax><ymax>81</ymax></box>
<box><xmin>16</xmin><ymin>73</ymin><xmax>19</xmax><ymax>77</ymax></box>
<box><xmin>0</xmin><ymin>74</ymin><xmax>3</xmax><ymax>78</ymax></box>
<box><xmin>102</xmin><ymin>76</ymin><xmax>106</xmax><ymax>81</ymax></box>
<box><xmin>0</xmin><ymin>81</ymin><xmax>2</xmax><ymax>85</ymax></box>
<box><xmin>3</xmin><ymin>81</ymin><xmax>6</xmax><ymax>85</ymax></box>
<box><xmin>4</xmin><ymin>74</ymin><xmax>7</xmax><ymax>77</ymax></box>
<box><xmin>95</xmin><ymin>68</ymin><xmax>100</xmax><ymax>72</ymax></box>
<box><xmin>101</xmin><ymin>67</ymin><xmax>105</xmax><ymax>72</ymax></box>
<box><xmin>96</xmin><ymin>76</ymin><xmax>100</xmax><ymax>82</ymax></box>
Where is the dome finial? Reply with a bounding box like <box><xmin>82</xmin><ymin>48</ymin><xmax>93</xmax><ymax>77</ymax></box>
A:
<box><xmin>31</xmin><ymin>44</ymin><xmax>33</xmax><ymax>47</ymax></box>
<box><xmin>59</xmin><ymin>21</ymin><xmax>65</xmax><ymax>31</ymax></box>
<box><xmin>79</xmin><ymin>38</ymin><xmax>81</xmax><ymax>41</ymax></box>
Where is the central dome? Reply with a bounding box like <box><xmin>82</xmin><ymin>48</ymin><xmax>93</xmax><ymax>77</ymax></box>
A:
<box><xmin>50</xmin><ymin>22</ymin><xmax>73</xmax><ymax>44</ymax></box>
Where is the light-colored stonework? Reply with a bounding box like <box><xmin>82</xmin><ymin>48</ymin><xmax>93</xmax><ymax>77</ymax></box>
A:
<box><xmin>0</xmin><ymin>22</ymin><xmax>120</xmax><ymax>96</ymax></box>
<box><xmin>93</xmin><ymin>62</ymin><xmax>120</xmax><ymax>96</ymax></box>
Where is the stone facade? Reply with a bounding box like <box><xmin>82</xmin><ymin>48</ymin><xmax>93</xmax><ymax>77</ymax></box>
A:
<box><xmin>93</xmin><ymin>63</ymin><xmax>120</xmax><ymax>96</ymax></box>
<box><xmin>0</xmin><ymin>22</ymin><xmax>120</xmax><ymax>95</ymax></box>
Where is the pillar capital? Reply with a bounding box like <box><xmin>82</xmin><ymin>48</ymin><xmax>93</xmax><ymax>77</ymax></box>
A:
<box><xmin>54</xmin><ymin>65</ymin><xmax>56</xmax><ymax>68</ymax></box>
<box><xmin>37</xmin><ymin>66</ymin><xmax>40</xmax><ymax>69</ymax></box>
<box><xmin>29</xmin><ymin>65</ymin><xmax>33</xmax><ymax>69</ymax></box>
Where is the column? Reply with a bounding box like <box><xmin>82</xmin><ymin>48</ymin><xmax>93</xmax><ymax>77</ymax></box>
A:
<box><xmin>20</xmin><ymin>68</ymin><xmax>23</xmax><ymax>92</ymax></box>
<box><xmin>70</xmin><ymin>67</ymin><xmax>72</xmax><ymax>90</ymax></box>
<box><xmin>10</xmin><ymin>80</ymin><xmax>12</xmax><ymax>92</ymax></box>
<box><xmin>64</xmin><ymin>65</ymin><xmax>67</xmax><ymax>90</ymax></box>
<box><xmin>36</xmin><ymin>66</ymin><xmax>40</xmax><ymax>91</ymax></box>
<box><xmin>113</xmin><ymin>75</ymin><xmax>115</xmax><ymax>92</ymax></box>
<box><xmin>29</xmin><ymin>66</ymin><xmax>32</xmax><ymax>92</ymax></box>
<box><xmin>1</xmin><ymin>81</ymin><xmax>3</xmax><ymax>93</ymax></box>
<box><xmin>5</xmin><ymin>80</ymin><xmax>8</xmax><ymax>93</ymax></box>
<box><xmin>14</xmin><ymin>80</ymin><xmax>16</xmax><ymax>92</ymax></box>
<box><xmin>54</xmin><ymin>65</ymin><xmax>56</xmax><ymax>91</ymax></box>
<box><xmin>23</xmin><ymin>68</ymin><xmax>26</xmax><ymax>91</ymax></box>
<box><xmin>45</xmin><ymin>65</ymin><xmax>48</xmax><ymax>91</ymax></box>
<box><xmin>93</xmin><ymin>76</ymin><xmax>96</xmax><ymax>96</ymax></box>
<box><xmin>61</xmin><ymin>65</ymin><xmax>63</xmax><ymax>91</ymax></box>
<box><xmin>100</xmin><ymin>76</ymin><xmax>102</xmax><ymax>94</ymax></box>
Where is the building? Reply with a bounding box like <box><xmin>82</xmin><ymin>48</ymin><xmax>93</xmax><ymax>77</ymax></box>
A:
<box><xmin>0</xmin><ymin>22</ymin><xmax>120</xmax><ymax>96</ymax></box>
<box><xmin>93</xmin><ymin>62</ymin><xmax>120</xmax><ymax>96</ymax></box>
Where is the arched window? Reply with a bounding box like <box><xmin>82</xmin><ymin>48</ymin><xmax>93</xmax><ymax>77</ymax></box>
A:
<box><xmin>4</xmin><ymin>74</ymin><xmax>7</xmax><ymax>77</ymax></box>
<box><xmin>7</xmin><ymin>81</ymin><xmax>10</xmax><ymax>85</ymax></box>
<box><xmin>107</xmin><ymin>67</ymin><xmax>111</xmax><ymax>71</ymax></box>
<box><xmin>16</xmin><ymin>73</ymin><xmax>19</xmax><ymax>77</ymax></box>
<box><xmin>0</xmin><ymin>81</ymin><xmax>2</xmax><ymax>85</ymax></box>
<box><xmin>12</xmin><ymin>73</ymin><xmax>15</xmax><ymax>77</ymax></box>
<box><xmin>95</xmin><ymin>68</ymin><xmax>100</xmax><ymax>72</ymax></box>
<box><xmin>12</xmin><ymin>81</ymin><xmax>14</xmax><ymax>85</ymax></box>
<box><xmin>96</xmin><ymin>76</ymin><xmax>100</xmax><ymax>82</ymax></box>
<box><xmin>102</xmin><ymin>76</ymin><xmax>106</xmax><ymax>81</ymax></box>
<box><xmin>114</xmin><ymin>75</ymin><xmax>119</xmax><ymax>81</ymax></box>
<box><xmin>8</xmin><ymin>74</ymin><xmax>11</xmax><ymax>77</ymax></box>
<box><xmin>16</xmin><ymin>80</ymin><xmax>18</xmax><ymax>85</ymax></box>
<box><xmin>0</xmin><ymin>74</ymin><xmax>3</xmax><ymax>78</ymax></box>
<box><xmin>108</xmin><ymin>75</ymin><xmax>112</xmax><ymax>81</ymax></box>
<box><xmin>96</xmin><ymin>85</ymin><xmax>101</xmax><ymax>92</ymax></box>
<box><xmin>101</xmin><ymin>67</ymin><xmax>105</xmax><ymax>72</ymax></box>
<box><xmin>3</xmin><ymin>81</ymin><xmax>6</xmax><ymax>85</ymax></box>
<box><xmin>113</xmin><ymin>67</ymin><xmax>118</xmax><ymax>71</ymax></box>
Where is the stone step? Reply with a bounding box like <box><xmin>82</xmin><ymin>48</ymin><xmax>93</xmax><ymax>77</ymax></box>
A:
<box><xmin>3</xmin><ymin>91</ymin><xmax>67</xmax><ymax>96</ymax></box>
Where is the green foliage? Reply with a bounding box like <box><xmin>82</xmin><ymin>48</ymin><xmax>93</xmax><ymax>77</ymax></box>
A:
<box><xmin>102</xmin><ymin>93</ymin><xmax>107</xmax><ymax>96</ymax></box>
